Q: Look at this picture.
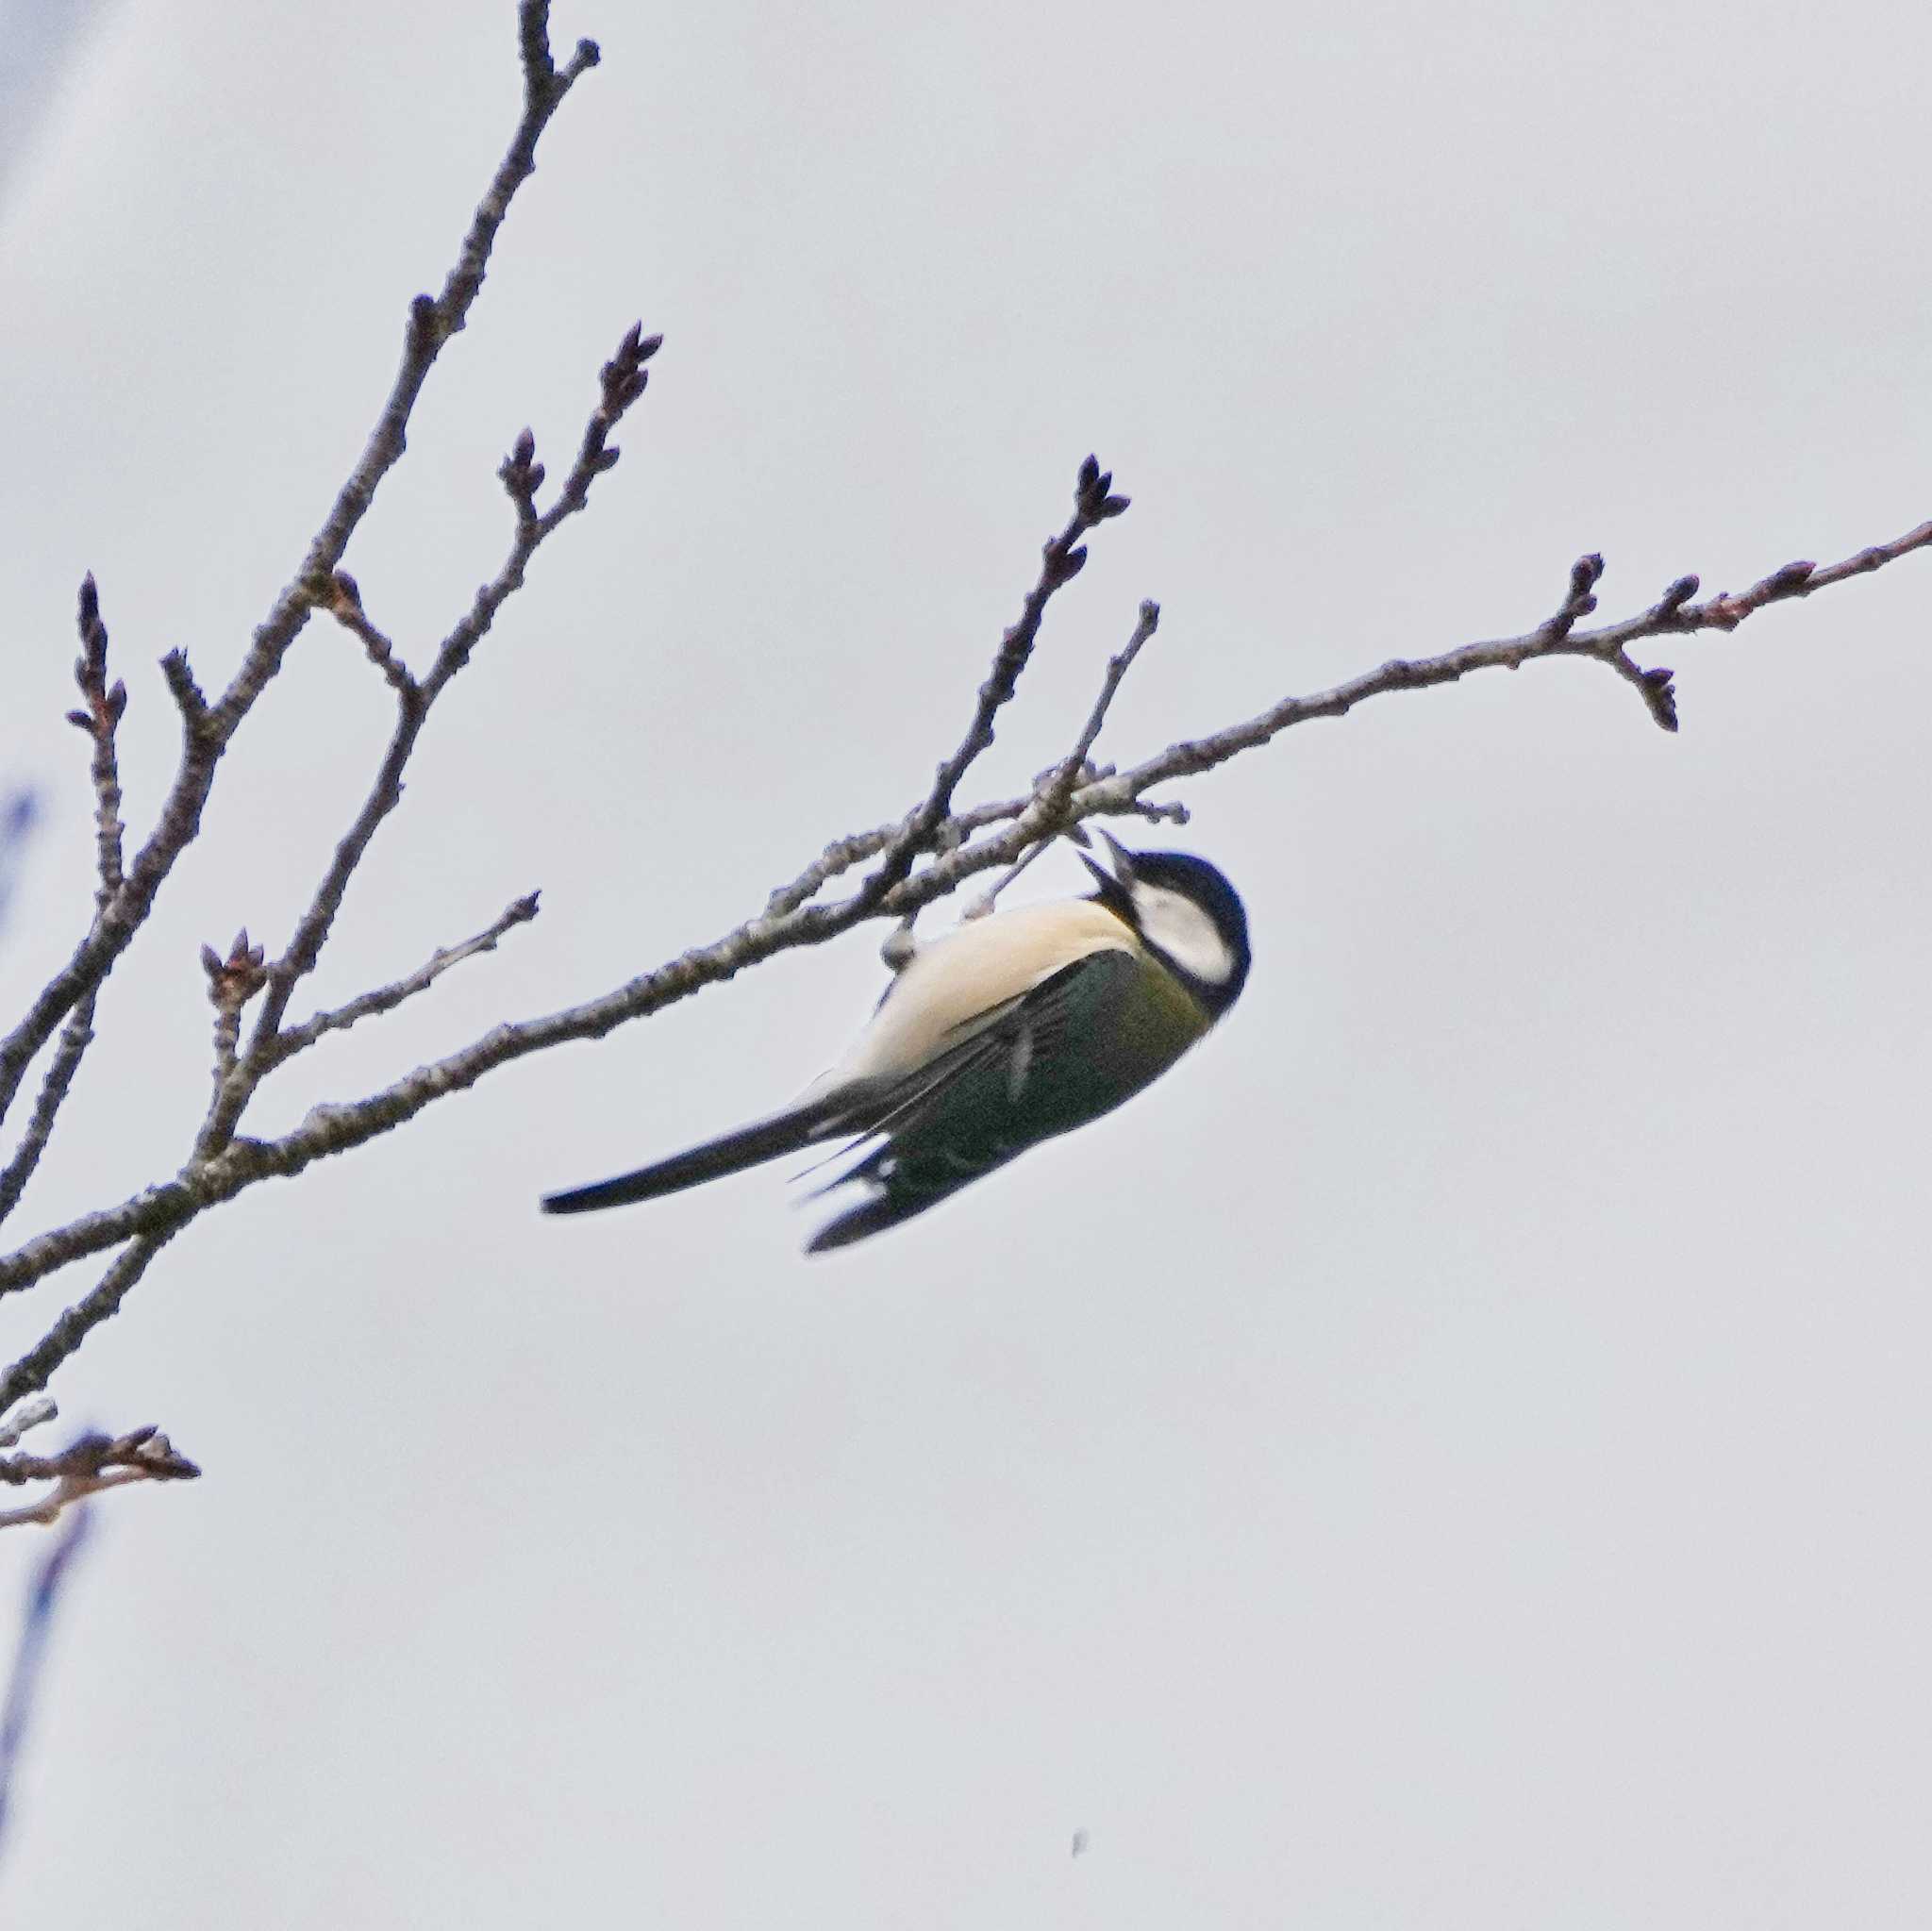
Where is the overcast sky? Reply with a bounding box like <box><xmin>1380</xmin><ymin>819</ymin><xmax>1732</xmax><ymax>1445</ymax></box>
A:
<box><xmin>3</xmin><ymin>1</ymin><xmax>1930</xmax><ymax>1923</ymax></box>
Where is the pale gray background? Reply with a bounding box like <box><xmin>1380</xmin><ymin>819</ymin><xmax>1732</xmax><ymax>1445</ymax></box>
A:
<box><xmin>3</xmin><ymin>1</ymin><xmax>1929</xmax><ymax>1923</ymax></box>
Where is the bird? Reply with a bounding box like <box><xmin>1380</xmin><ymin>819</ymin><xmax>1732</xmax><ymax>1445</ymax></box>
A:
<box><xmin>541</xmin><ymin>831</ymin><xmax>1252</xmax><ymax>1251</ymax></box>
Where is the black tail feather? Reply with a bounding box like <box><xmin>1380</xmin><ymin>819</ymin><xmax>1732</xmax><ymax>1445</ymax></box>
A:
<box><xmin>541</xmin><ymin>1097</ymin><xmax>847</xmax><ymax>1215</ymax></box>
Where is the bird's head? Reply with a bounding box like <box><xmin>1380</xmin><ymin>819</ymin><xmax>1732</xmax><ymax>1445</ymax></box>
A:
<box><xmin>1080</xmin><ymin>829</ymin><xmax>1252</xmax><ymax>1017</ymax></box>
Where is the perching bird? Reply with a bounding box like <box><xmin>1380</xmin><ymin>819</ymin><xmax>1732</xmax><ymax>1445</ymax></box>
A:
<box><xmin>541</xmin><ymin>832</ymin><xmax>1251</xmax><ymax>1251</ymax></box>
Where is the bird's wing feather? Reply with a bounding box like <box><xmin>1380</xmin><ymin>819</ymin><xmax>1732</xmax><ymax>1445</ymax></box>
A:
<box><xmin>805</xmin><ymin>949</ymin><xmax>1141</xmax><ymax>1245</ymax></box>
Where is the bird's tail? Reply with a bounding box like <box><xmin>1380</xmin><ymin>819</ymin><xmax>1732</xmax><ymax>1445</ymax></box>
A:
<box><xmin>541</xmin><ymin>1093</ymin><xmax>852</xmax><ymax>1216</ymax></box>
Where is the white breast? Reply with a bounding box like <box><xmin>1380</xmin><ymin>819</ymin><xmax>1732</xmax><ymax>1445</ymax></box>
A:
<box><xmin>823</xmin><ymin>899</ymin><xmax>1136</xmax><ymax>1086</ymax></box>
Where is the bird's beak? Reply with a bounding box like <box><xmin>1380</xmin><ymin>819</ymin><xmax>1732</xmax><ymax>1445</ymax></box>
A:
<box><xmin>1079</xmin><ymin>826</ymin><xmax>1138</xmax><ymax>896</ymax></box>
<box><xmin>1093</xmin><ymin>827</ymin><xmax>1138</xmax><ymax>882</ymax></box>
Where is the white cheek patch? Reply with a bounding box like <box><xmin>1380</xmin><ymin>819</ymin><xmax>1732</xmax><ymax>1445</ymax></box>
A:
<box><xmin>1130</xmin><ymin>882</ymin><xmax>1236</xmax><ymax>985</ymax></box>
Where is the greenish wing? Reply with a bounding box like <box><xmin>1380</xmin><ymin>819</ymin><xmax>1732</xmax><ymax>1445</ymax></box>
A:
<box><xmin>808</xmin><ymin>947</ymin><xmax>1203</xmax><ymax>1250</ymax></box>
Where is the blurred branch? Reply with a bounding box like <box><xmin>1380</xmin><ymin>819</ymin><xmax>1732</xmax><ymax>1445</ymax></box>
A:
<box><xmin>0</xmin><ymin>793</ymin><xmax>35</xmax><ymax>939</ymax></box>
<box><xmin>0</xmin><ymin>1396</ymin><xmax>57</xmax><ymax>1451</ymax></box>
<box><xmin>0</xmin><ymin>1498</ymin><xmax>92</xmax><ymax>1858</ymax></box>
<box><xmin>0</xmin><ymin>1424</ymin><xmax>199</xmax><ymax>1533</ymax></box>
<box><xmin>0</xmin><ymin>1</ymin><xmax>1925</xmax><ymax>1477</ymax></box>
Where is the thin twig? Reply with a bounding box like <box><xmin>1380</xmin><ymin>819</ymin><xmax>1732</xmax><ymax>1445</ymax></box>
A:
<box><xmin>0</xmin><ymin>1235</ymin><xmax>179</xmax><ymax>1412</ymax></box>
<box><xmin>198</xmin><ymin>932</ymin><xmax>267</xmax><ymax>1121</ymax></box>
<box><xmin>200</xmin><ymin>688</ymin><xmax>428</xmax><ymax>1159</ymax></box>
<box><xmin>0</xmin><ymin>0</ymin><xmax>600</xmax><ymax>1141</ymax></box>
<box><xmin>327</xmin><ymin>573</ymin><xmax>417</xmax><ymax>696</ymax></box>
<box><xmin>843</xmin><ymin>455</ymin><xmax>1131</xmax><ymax>916</ymax></box>
<box><xmin>0</xmin><ymin>1396</ymin><xmax>55</xmax><ymax>1450</ymax></box>
<box><xmin>425</xmin><ymin>325</ymin><xmax>660</xmax><ymax>699</ymax></box>
<box><xmin>1533</xmin><ymin>552</ymin><xmax>1607</xmax><ymax>647</ymax></box>
<box><xmin>269</xmin><ymin>892</ymin><xmax>542</xmax><ymax>1063</ymax></box>
<box><xmin>158</xmin><ymin>643</ymin><xmax>208</xmax><ymax>719</ymax></box>
<box><xmin>1041</xmin><ymin>597</ymin><xmax>1161</xmax><ymax>809</ymax></box>
<box><xmin>762</xmin><ymin>784</ymin><xmax>1186</xmax><ymax>920</ymax></box>
<box><xmin>1080</xmin><ymin>525</ymin><xmax>1932</xmax><ymax>798</ymax></box>
<box><xmin>69</xmin><ymin>574</ymin><xmax>125</xmax><ymax>906</ymax></box>
<box><xmin>0</xmin><ymin>1007</ymin><xmax>95</xmax><ymax>1229</ymax></box>
<box><xmin>0</xmin><ymin>1424</ymin><xmax>199</xmax><ymax>1532</ymax></box>
<box><xmin>197</xmin><ymin>328</ymin><xmax>655</xmax><ymax>1160</ymax></box>
<box><xmin>963</xmin><ymin>598</ymin><xmax>1161</xmax><ymax>919</ymax></box>
<box><xmin>0</xmin><ymin>584</ymin><xmax>128</xmax><ymax>1227</ymax></box>
<box><xmin>0</xmin><ymin>1478</ymin><xmax>131</xmax><ymax>1532</ymax></box>
<box><xmin>763</xmin><ymin>527</ymin><xmax>1932</xmax><ymax>919</ymax></box>
<box><xmin>958</xmin><ymin>837</ymin><xmax>1056</xmax><ymax>922</ymax></box>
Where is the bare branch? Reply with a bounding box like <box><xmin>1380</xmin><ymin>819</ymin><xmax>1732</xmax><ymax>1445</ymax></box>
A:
<box><xmin>0</xmin><ymin>1396</ymin><xmax>56</xmax><ymax>1450</ymax></box>
<box><xmin>195</xmin><ymin>325</ymin><xmax>656</xmax><ymax>1161</ymax></box>
<box><xmin>958</xmin><ymin>837</ymin><xmax>1056</xmax><ymax>923</ymax></box>
<box><xmin>425</xmin><ymin>324</ymin><xmax>659</xmax><ymax>698</ymax></box>
<box><xmin>513</xmin><ymin>8</ymin><xmax>602</xmax><ymax>155</ymax></box>
<box><xmin>327</xmin><ymin>573</ymin><xmax>417</xmax><ymax>696</ymax></box>
<box><xmin>0</xmin><ymin>1496</ymin><xmax>92</xmax><ymax>1855</ymax></box>
<box><xmin>270</xmin><ymin>892</ymin><xmax>541</xmax><ymax>1063</ymax></box>
<box><xmin>0</xmin><ymin>583</ymin><xmax>129</xmax><ymax>1227</ymax></box>
<box><xmin>217</xmin><ymin>689</ymin><xmax>429</xmax><ymax>1152</ymax></box>
<box><xmin>0</xmin><ymin>0</ymin><xmax>600</xmax><ymax>1140</ymax></box>
<box><xmin>763</xmin><ymin>779</ymin><xmax>1187</xmax><ymax>921</ymax></box>
<box><xmin>1533</xmin><ymin>552</ymin><xmax>1606</xmax><ymax>647</ymax></box>
<box><xmin>0</xmin><ymin>514</ymin><xmax>1926</xmax><ymax>1372</ymax></box>
<box><xmin>0</xmin><ymin>1005</ymin><xmax>95</xmax><ymax>1229</ymax></box>
<box><xmin>68</xmin><ymin>574</ymin><xmax>125</xmax><ymax>906</ymax></box>
<box><xmin>963</xmin><ymin>598</ymin><xmax>1161</xmax><ymax>920</ymax></box>
<box><xmin>158</xmin><ymin>648</ymin><xmax>209</xmax><ymax>730</ymax></box>
<box><xmin>764</xmin><ymin>824</ymin><xmax>908</xmax><ymax>921</ymax></box>
<box><xmin>845</xmin><ymin>455</ymin><xmax>1131</xmax><ymax>916</ymax></box>
<box><xmin>1045</xmin><ymin>597</ymin><xmax>1161</xmax><ymax>807</ymax></box>
<box><xmin>0</xmin><ymin>1234</ymin><xmax>180</xmax><ymax>1411</ymax></box>
<box><xmin>0</xmin><ymin>1424</ymin><xmax>199</xmax><ymax>1533</ymax></box>
<box><xmin>1</xmin><ymin>9</ymin><xmax>1925</xmax><ymax>1428</ymax></box>
<box><xmin>198</xmin><ymin>931</ymin><xmax>268</xmax><ymax>1119</ymax></box>
<box><xmin>764</xmin><ymin>524</ymin><xmax>1932</xmax><ymax>922</ymax></box>
<box><xmin>1074</xmin><ymin>522</ymin><xmax>1932</xmax><ymax>807</ymax></box>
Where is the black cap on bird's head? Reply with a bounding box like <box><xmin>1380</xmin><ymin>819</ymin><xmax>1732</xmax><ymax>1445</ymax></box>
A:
<box><xmin>1079</xmin><ymin>830</ymin><xmax>1252</xmax><ymax>1017</ymax></box>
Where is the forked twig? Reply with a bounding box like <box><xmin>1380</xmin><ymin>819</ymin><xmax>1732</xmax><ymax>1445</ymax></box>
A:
<box><xmin>963</xmin><ymin>597</ymin><xmax>1162</xmax><ymax>920</ymax></box>
<box><xmin>844</xmin><ymin>456</ymin><xmax>1132</xmax><ymax>917</ymax></box>
<box><xmin>0</xmin><ymin>1423</ymin><xmax>199</xmax><ymax>1532</ymax></box>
